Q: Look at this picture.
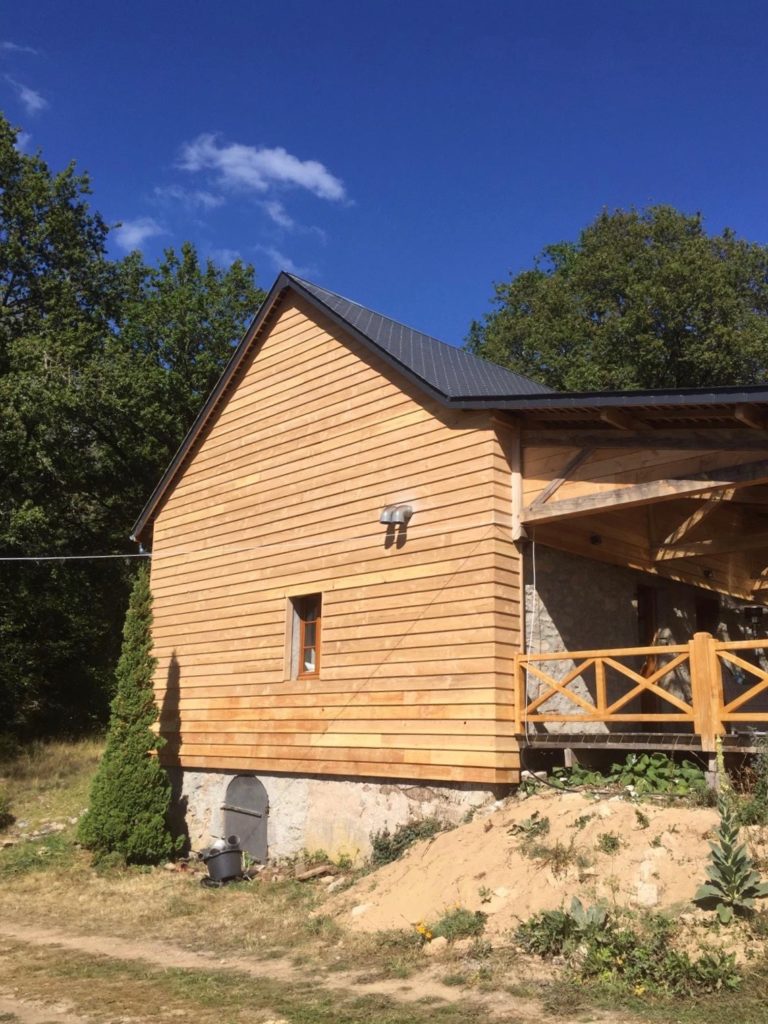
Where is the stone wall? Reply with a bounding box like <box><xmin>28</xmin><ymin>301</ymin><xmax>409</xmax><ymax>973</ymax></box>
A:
<box><xmin>169</xmin><ymin>767</ymin><xmax>505</xmax><ymax>863</ymax></box>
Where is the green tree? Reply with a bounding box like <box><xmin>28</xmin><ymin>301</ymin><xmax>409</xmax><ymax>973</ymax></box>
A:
<box><xmin>78</xmin><ymin>564</ymin><xmax>180</xmax><ymax>864</ymax></box>
<box><xmin>0</xmin><ymin>114</ymin><xmax>265</xmax><ymax>736</ymax></box>
<box><xmin>468</xmin><ymin>206</ymin><xmax>768</xmax><ymax>391</ymax></box>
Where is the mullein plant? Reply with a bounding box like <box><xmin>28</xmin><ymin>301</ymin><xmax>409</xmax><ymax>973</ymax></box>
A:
<box><xmin>695</xmin><ymin>740</ymin><xmax>768</xmax><ymax>923</ymax></box>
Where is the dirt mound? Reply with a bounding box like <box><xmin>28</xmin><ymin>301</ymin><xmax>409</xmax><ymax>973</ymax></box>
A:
<box><xmin>331</xmin><ymin>790</ymin><xmax>767</xmax><ymax>937</ymax></box>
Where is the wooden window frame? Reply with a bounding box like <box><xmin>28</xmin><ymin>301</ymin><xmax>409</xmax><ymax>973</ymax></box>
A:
<box><xmin>295</xmin><ymin>594</ymin><xmax>322</xmax><ymax>679</ymax></box>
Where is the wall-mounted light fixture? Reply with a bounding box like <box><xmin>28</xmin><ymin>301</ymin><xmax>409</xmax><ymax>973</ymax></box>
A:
<box><xmin>380</xmin><ymin>504</ymin><xmax>413</xmax><ymax>525</ymax></box>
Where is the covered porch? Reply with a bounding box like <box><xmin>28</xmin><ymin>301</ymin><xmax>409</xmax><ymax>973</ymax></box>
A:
<box><xmin>503</xmin><ymin>388</ymin><xmax>768</xmax><ymax>758</ymax></box>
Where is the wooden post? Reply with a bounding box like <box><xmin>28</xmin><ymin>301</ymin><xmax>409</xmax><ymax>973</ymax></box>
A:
<box><xmin>689</xmin><ymin>632</ymin><xmax>725</xmax><ymax>752</ymax></box>
<box><xmin>514</xmin><ymin>655</ymin><xmax>524</xmax><ymax>735</ymax></box>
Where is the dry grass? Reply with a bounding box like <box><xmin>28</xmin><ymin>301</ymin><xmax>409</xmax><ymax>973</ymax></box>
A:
<box><xmin>0</xmin><ymin>941</ymin><xmax>504</xmax><ymax>1024</ymax></box>
<box><xmin>4</xmin><ymin>742</ymin><xmax>768</xmax><ymax>1024</ymax></box>
<box><xmin>0</xmin><ymin>738</ymin><xmax>102</xmax><ymax>827</ymax></box>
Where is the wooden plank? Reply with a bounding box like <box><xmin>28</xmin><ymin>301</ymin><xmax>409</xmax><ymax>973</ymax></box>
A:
<box><xmin>655</xmin><ymin>529</ymin><xmax>768</xmax><ymax>560</ymax></box>
<box><xmin>529</xmin><ymin>448</ymin><xmax>594</xmax><ymax>507</ymax></box>
<box><xmin>521</xmin><ymin>459</ymin><xmax>768</xmax><ymax>525</ymax></box>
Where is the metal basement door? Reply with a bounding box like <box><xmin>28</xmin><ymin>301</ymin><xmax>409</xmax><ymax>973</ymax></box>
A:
<box><xmin>222</xmin><ymin>776</ymin><xmax>269</xmax><ymax>863</ymax></box>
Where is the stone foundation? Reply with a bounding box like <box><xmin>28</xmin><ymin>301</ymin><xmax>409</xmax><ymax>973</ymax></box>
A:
<box><xmin>168</xmin><ymin>767</ymin><xmax>507</xmax><ymax>863</ymax></box>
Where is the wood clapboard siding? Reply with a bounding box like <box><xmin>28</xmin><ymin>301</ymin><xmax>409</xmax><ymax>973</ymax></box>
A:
<box><xmin>150</xmin><ymin>295</ymin><xmax>521</xmax><ymax>784</ymax></box>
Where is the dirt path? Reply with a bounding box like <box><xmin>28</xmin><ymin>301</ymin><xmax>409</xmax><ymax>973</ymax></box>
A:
<box><xmin>0</xmin><ymin>992</ymin><xmax>91</xmax><ymax>1024</ymax></box>
<box><xmin>0</xmin><ymin>921</ymin><xmax>623</xmax><ymax>1023</ymax></box>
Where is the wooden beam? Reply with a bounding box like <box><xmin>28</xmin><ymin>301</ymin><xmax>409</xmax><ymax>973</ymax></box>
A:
<box><xmin>522</xmin><ymin>428</ymin><xmax>768</xmax><ymax>450</ymax></box>
<box><xmin>654</xmin><ymin>530</ymin><xmax>768</xmax><ymax>561</ymax></box>
<box><xmin>734</xmin><ymin>404</ymin><xmax>768</xmax><ymax>431</ymax></box>
<box><xmin>521</xmin><ymin>458</ymin><xmax>768</xmax><ymax>525</ymax></box>
<box><xmin>599</xmin><ymin>408</ymin><xmax>643</xmax><ymax>431</ymax></box>
<box><xmin>660</xmin><ymin>491</ymin><xmax>734</xmax><ymax>547</ymax></box>
<box><xmin>530</xmin><ymin>448</ymin><xmax>594</xmax><ymax>507</ymax></box>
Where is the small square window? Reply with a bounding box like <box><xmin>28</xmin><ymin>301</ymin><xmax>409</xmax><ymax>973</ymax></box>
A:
<box><xmin>290</xmin><ymin>594</ymin><xmax>322</xmax><ymax>678</ymax></box>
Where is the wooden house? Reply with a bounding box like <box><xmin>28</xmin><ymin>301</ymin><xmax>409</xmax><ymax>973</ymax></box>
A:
<box><xmin>132</xmin><ymin>273</ymin><xmax>768</xmax><ymax>859</ymax></box>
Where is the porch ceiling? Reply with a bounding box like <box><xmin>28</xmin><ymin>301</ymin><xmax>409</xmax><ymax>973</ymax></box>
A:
<box><xmin>516</xmin><ymin>402</ymin><xmax>768</xmax><ymax>603</ymax></box>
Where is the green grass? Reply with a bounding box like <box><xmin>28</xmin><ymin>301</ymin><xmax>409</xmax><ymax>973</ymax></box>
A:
<box><xmin>551</xmin><ymin>960</ymin><xmax>768</xmax><ymax>1024</ymax></box>
<box><xmin>0</xmin><ymin>831</ymin><xmax>77</xmax><ymax>880</ymax></box>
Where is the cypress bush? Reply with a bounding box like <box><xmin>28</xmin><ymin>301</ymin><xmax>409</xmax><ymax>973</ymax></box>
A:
<box><xmin>78</xmin><ymin>564</ymin><xmax>180</xmax><ymax>864</ymax></box>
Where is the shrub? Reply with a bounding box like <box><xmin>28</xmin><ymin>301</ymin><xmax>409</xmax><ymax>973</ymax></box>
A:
<box><xmin>430</xmin><ymin>906</ymin><xmax>487</xmax><ymax>941</ymax></box>
<box><xmin>552</xmin><ymin>752</ymin><xmax>707</xmax><ymax>796</ymax></box>
<box><xmin>0</xmin><ymin>787</ymin><xmax>13</xmax><ymax>830</ymax></box>
<box><xmin>596</xmin><ymin>832</ymin><xmax>622</xmax><ymax>855</ymax></box>
<box><xmin>370</xmin><ymin>817</ymin><xmax>446</xmax><ymax>866</ymax></box>
<box><xmin>78</xmin><ymin>566</ymin><xmax>181</xmax><ymax>865</ymax></box>
<box><xmin>517</xmin><ymin>902</ymin><xmax>740</xmax><ymax>995</ymax></box>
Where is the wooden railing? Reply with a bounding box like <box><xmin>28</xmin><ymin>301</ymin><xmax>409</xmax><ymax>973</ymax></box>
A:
<box><xmin>515</xmin><ymin>633</ymin><xmax>768</xmax><ymax>751</ymax></box>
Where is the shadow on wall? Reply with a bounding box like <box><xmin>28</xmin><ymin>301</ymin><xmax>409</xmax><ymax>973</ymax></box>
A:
<box><xmin>160</xmin><ymin>651</ymin><xmax>190</xmax><ymax>852</ymax></box>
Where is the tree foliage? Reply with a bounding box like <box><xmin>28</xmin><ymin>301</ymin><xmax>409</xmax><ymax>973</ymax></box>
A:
<box><xmin>468</xmin><ymin>206</ymin><xmax>768</xmax><ymax>391</ymax></box>
<box><xmin>0</xmin><ymin>115</ymin><xmax>265</xmax><ymax>736</ymax></box>
<box><xmin>78</xmin><ymin>565</ymin><xmax>179</xmax><ymax>863</ymax></box>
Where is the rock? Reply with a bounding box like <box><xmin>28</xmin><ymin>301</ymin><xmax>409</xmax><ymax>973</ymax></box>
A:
<box><xmin>2</xmin><ymin>839</ymin><xmax>17</xmax><ymax>848</ymax></box>
<box><xmin>163</xmin><ymin>862</ymin><xmax>177</xmax><ymax>871</ymax></box>
<box><xmin>325</xmin><ymin>876</ymin><xmax>350</xmax><ymax>894</ymax></box>
<box><xmin>423</xmin><ymin>936</ymin><xmax>449</xmax><ymax>956</ymax></box>
<box><xmin>596</xmin><ymin>803</ymin><xmax>613</xmax><ymax>819</ymax></box>
<box><xmin>350</xmin><ymin>903</ymin><xmax>370</xmax><ymax>918</ymax></box>
<box><xmin>452</xmin><ymin>937</ymin><xmax>476</xmax><ymax>954</ymax></box>
<box><xmin>634</xmin><ymin>882</ymin><xmax>659</xmax><ymax>908</ymax></box>
<box><xmin>483</xmin><ymin>820</ymin><xmax>493</xmax><ymax>833</ymax></box>
<box><xmin>295</xmin><ymin>863</ymin><xmax>338</xmax><ymax>882</ymax></box>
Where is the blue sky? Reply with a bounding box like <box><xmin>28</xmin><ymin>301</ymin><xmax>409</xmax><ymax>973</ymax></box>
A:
<box><xmin>3</xmin><ymin>1</ymin><xmax>768</xmax><ymax>346</ymax></box>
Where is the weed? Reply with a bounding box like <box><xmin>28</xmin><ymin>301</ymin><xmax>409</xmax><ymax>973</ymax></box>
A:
<box><xmin>478</xmin><ymin>885</ymin><xmax>492</xmax><ymax>903</ymax></box>
<box><xmin>650</xmin><ymin>835</ymin><xmax>663</xmax><ymax>847</ymax></box>
<box><xmin>335</xmin><ymin>853</ymin><xmax>353</xmax><ymax>870</ymax></box>
<box><xmin>441</xmin><ymin>972</ymin><xmax>468</xmax><ymax>986</ymax></box>
<box><xmin>596</xmin><ymin>832</ymin><xmax>622</xmax><ymax>855</ymax></box>
<box><xmin>695</xmin><ymin>787</ymin><xmax>768</xmax><ymax>924</ymax></box>
<box><xmin>553</xmin><ymin>752</ymin><xmax>707</xmax><ymax>797</ymax></box>
<box><xmin>517</xmin><ymin>902</ymin><xmax>740</xmax><ymax>996</ymax></box>
<box><xmin>735</xmin><ymin>734</ymin><xmax>768</xmax><ymax>826</ymax></box>
<box><xmin>570</xmin><ymin>812</ymin><xmax>595</xmax><ymax>831</ymax></box>
<box><xmin>430</xmin><ymin>906</ymin><xmax>487</xmax><ymax>941</ymax></box>
<box><xmin>369</xmin><ymin>817</ymin><xmax>446</xmax><ymax>866</ymax></box>
<box><xmin>507</xmin><ymin>810</ymin><xmax>550</xmax><ymax>839</ymax></box>
<box><xmin>523</xmin><ymin>839</ymin><xmax>578</xmax><ymax>876</ymax></box>
<box><xmin>634</xmin><ymin>809</ymin><xmax>651</xmax><ymax>830</ymax></box>
<box><xmin>304</xmin><ymin>914</ymin><xmax>343</xmax><ymax>942</ymax></box>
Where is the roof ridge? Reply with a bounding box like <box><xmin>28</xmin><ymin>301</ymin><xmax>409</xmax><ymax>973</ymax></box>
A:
<box><xmin>285</xmin><ymin>274</ymin><xmax>553</xmax><ymax>394</ymax></box>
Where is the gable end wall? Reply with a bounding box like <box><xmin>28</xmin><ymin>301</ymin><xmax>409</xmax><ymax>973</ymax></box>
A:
<box><xmin>150</xmin><ymin>295</ymin><xmax>521</xmax><ymax>785</ymax></box>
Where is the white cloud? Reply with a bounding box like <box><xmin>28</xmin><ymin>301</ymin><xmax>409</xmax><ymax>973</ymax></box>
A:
<box><xmin>154</xmin><ymin>184</ymin><xmax>224</xmax><ymax>211</ymax></box>
<box><xmin>5</xmin><ymin>75</ymin><xmax>47</xmax><ymax>115</ymax></box>
<box><xmin>180</xmin><ymin>133</ymin><xmax>346</xmax><ymax>202</ymax></box>
<box><xmin>114</xmin><ymin>217</ymin><xmax>164</xmax><ymax>251</ymax></box>
<box><xmin>263</xmin><ymin>199</ymin><xmax>295</xmax><ymax>229</ymax></box>
<box><xmin>210</xmin><ymin>248</ymin><xmax>242</xmax><ymax>267</ymax></box>
<box><xmin>256</xmin><ymin>245</ymin><xmax>313</xmax><ymax>278</ymax></box>
<box><xmin>0</xmin><ymin>41</ymin><xmax>39</xmax><ymax>56</ymax></box>
<box><xmin>15</xmin><ymin>131</ymin><xmax>32</xmax><ymax>152</ymax></box>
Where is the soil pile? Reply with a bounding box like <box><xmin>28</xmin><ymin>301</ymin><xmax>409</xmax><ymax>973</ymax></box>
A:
<box><xmin>331</xmin><ymin>789</ymin><xmax>768</xmax><ymax>937</ymax></box>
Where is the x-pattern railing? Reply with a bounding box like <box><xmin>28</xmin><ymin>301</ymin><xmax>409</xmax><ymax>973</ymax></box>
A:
<box><xmin>515</xmin><ymin>634</ymin><xmax>768</xmax><ymax>749</ymax></box>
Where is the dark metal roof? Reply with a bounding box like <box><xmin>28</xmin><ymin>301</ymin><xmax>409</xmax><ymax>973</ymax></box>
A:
<box><xmin>286</xmin><ymin>275</ymin><xmax>552</xmax><ymax>400</ymax></box>
<box><xmin>485</xmin><ymin>383</ymin><xmax>768</xmax><ymax>412</ymax></box>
